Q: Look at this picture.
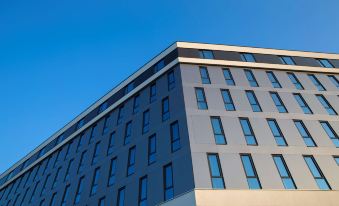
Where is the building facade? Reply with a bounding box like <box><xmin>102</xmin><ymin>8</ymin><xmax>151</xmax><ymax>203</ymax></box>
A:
<box><xmin>0</xmin><ymin>42</ymin><xmax>339</xmax><ymax>206</ymax></box>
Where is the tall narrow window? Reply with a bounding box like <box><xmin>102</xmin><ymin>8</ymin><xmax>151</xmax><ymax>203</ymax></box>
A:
<box><xmin>53</xmin><ymin>150</ymin><xmax>61</xmax><ymax>168</ymax></box>
<box><xmin>154</xmin><ymin>59</ymin><xmax>165</xmax><ymax>72</ymax></box>
<box><xmin>142</xmin><ymin>110</ymin><xmax>150</xmax><ymax>134</ymax></box>
<box><xmin>334</xmin><ymin>156</ymin><xmax>339</xmax><ymax>166</ymax></box>
<box><xmin>77</xmin><ymin>151</ymin><xmax>87</xmax><ymax>174</ymax></box>
<box><xmin>316</xmin><ymin>95</ymin><xmax>337</xmax><ymax>115</ymax></box>
<box><xmin>270</xmin><ymin>92</ymin><xmax>288</xmax><ymax>113</ymax></box>
<box><xmin>221</xmin><ymin>89</ymin><xmax>235</xmax><ymax>111</ymax></box>
<box><xmin>241</xmin><ymin>53</ymin><xmax>256</xmax><ymax>62</ymax></box>
<box><xmin>210</xmin><ymin>117</ymin><xmax>227</xmax><ymax>145</ymax></box>
<box><xmin>76</xmin><ymin>119</ymin><xmax>85</xmax><ymax>130</ymax></box>
<box><xmin>98</xmin><ymin>102</ymin><xmax>108</xmax><ymax>114</ymax></box>
<box><xmin>76</xmin><ymin>133</ymin><xmax>84</xmax><ymax>153</ymax></box>
<box><xmin>61</xmin><ymin>185</ymin><xmax>70</xmax><ymax>206</ymax></box>
<box><xmin>125</xmin><ymin>81</ymin><xmax>134</xmax><ymax>94</ymax></box>
<box><xmin>133</xmin><ymin>95</ymin><xmax>140</xmax><ymax>114</ymax></box>
<box><xmin>267</xmin><ymin>119</ymin><xmax>288</xmax><ymax>146</ymax></box>
<box><xmin>170</xmin><ymin>121</ymin><xmax>181</xmax><ymax>152</ymax></box>
<box><xmin>244</xmin><ymin>69</ymin><xmax>258</xmax><ymax>87</ymax></box>
<box><xmin>64</xmin><ymin>159</ymin><xmax>74</xmax><ymax>182</ymax></box>
<box><xmin>150</xmin><ymin>83</ymin><xmax>157</xmax><ymax>103</ymax></box>
<box><xmin>127</xmin><ymin>146</ymin><xmax>136</xmax><ymax>176</ymax></box>
<box><xmin>328</xmin><ymin>75</ymin><xmax>339</xmax><ymax>88</ymax></box>
<box><xmin>117</xmin><ymin>105</ymin><xmax>124</xmax><ymax>125</ymax></box>
<box><xmin>138</xmin><ymin>176</ymin><xmax>148</xmax><ymax>206</ymax></box>
<box><xmin>199</xmin><ymin>50</ymin><xmax>214</xmax><ymax>59</ymax></box>
<box><xmin>49</xmin><ymin>193</ymin><xmax>57</xmax><ymax>206</ymax></box>
<box><xmin>304</xmin><ymin>156</ymin><xmax>331</xmax><ymax>190</ymax></box>
<box><xmin>279</xmin><ymin>56</ymin><xmax>295</xmax><ymax>65</ymax></box>
<box><xmin>64</xmin><ymin>141</ymin><xmax>72</xmax><ymax>160</ymax></box>
<box><xmin>199</xmin><ymin>66</ymin><xmax>211</xmax><ymax>84</ymax></box>
<box><xmin>317</xmin><ymin>59</ymin><xmax>334</xmax><ymax>68</ymax></box>
<box><xmin>308</xmin><ymin>74</ymin><xmax>326</xmax><ymax>91</ymax></box>
<box><xmin>240</xmin><ymin>154</ymin><xmax>261</xmax><ymax>189</ymax></box>
<box><xmin>92</xmin><ymin>142</ymin><xmax>101</xmax><ymax>165</ymax></box>
<box><xmin>266</xmin><ymin>71</ymin><xmax>282</xmax><ymax>88</ymax></box>
<box><xmin>222</xmin><ymin>68</ymin><xmax>235</xmax><ymax>85</ymax></box>
<box><xmin>29</xmin><ymin>181</ymin><xmax>40</xmax><ymax>203</ymax></box>
<box><xmin>162</xmin><ymin>97</ymin><xmax>170</xmax><ymax>121</ymax></box>
<box><xmin>294</xmin><ymin>120</ymin><xmax>317</xmax><ymax>147</ymax></box>
<box><xmin>51</xmin><ymin>167</ymin><xmax>61</xmax><ymax>189</ymax></box>
<box><xmin>207</xmin><ymin>154</ymin><xmax>225</xmax><ymax>189</ymax></box>
<box><xmin>239</xmin><ymin>118</ymin><xmax>258</xmax><ymax>146</ymax></box>
<box><xmin>272</xmin><ymin>155</ymin><xmax>296</xmax><ymax>189</ymax></box>
<box><xmin>88</xmin><ymin>125</ymin><xmax>98</xmax><ymax>144</ymax></box>
<box><xmin>287</xmin><ymin>73</ymin><xmax>304</xmax><ymax>90</ymax></box>
<box><xmin>107</xmin><ymin>132</ymin><xmax>116</xmax><ymax>155</ymax></box>
<box><xmin>98</xmin><ymin>197</ymin><xmax>105</xmax><ymax>206</ymax></box>
<box><xmin>320</xmin><ymin>121</ymin><xmax>339</xmax><ymax>147</ymax></box>
<box><xmin>108</xmin><ymin>157</ymin><xmax>117</xmax><ymax>186</ymax></box>
<box><xmin>74</xmin><ymin>176</ymin><xmax>85</xmax><ymax>205</ymax></box>
<box><xmin>124</xmin><ymin>121</ymin><xmax>132</xmax><ymax>145</ymax></box>
<box><xmin>245</xmin><ymin>90</ymin><xmax>262</xmax><ymax>112</ymax></box>
<box><xmin>293</xmin><ymin>93</ymin><xmax>313</xmax><ymax>114</ymax></box>
<box><xmin>148</xmin><ymin>134</ymin><xmax>156</xmax><ymax>165</ymax></box>
<box><xmin>163</xmin><ymin>164</ymin><xmax>174</xmax><ymax>201</ymax></box>
<box><xmin>117</xmin><ymin>187</ymin><xmax>125</xmax><ymax>206</ymax></box>
<box><xmin>102</xmin><ymin>115</ymin><xmax>110</xmax><ymax>135</ymax></box>
<box><xmin>195</xmin><ymin>88</ymin><xmax>208</xmax><ymax>110</ymax></box>
<box><xmin>167</xmin><ymin>70</ymin><xmax>175</xmax><ymax>91</ymax></box>
<box><xmin>90</xmin><ymin>167</ymin><xmax>100</xmax><ymax>196</ymax></box>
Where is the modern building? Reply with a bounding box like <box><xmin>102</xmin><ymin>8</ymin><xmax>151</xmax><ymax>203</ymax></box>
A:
<box><xmin>1</xmin><ymin>42</ymin><xmax>339</xmax><ymax>206</ymax></box>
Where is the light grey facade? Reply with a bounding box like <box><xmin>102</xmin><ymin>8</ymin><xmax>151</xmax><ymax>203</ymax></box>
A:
<box><xmin>1</xmin><ymin>42</ymin><xmax>339</xmax><ymax>206</ymax></box>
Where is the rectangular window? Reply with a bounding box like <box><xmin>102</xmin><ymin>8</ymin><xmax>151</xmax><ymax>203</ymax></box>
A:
<box><xmin>90</xmin><ymin>167</ymin><xmax>100</xmax><ymax>196</ymax></box>
<box><xmin>74</xmin><ymin>176</ymin><xmax>85</xmax><ymax>205</ymax></box>
<box><xmin>92</xmin><ymin>142</ymin><xmax>101</xmax><ymax>165</ymax></box>
<box><xmin>266</xmin><ymin>71</ymin><xmax>282</xmax><ymax>88</ymax></box>
<box><xmin>320</xmin><ymin>121</ymin><xmax>339</xmax><ymax>147</ymax></box>
<box><xmin>334</xmin><ymin>156</ymin><xmax>339</xmax><ymax>166</ymax></box>
<box><xmin>107</xmin><ymin>132</ymin><xmax>115</xmax><ymax>155</ymax></box>
<box><xmin>245</xmin><ymin>90</ymin><xmax>262</xmax><ymax>112</ymax></box>
<box><xmin>244</xmin><ymin>69</ymin><xmax>259</xmax><ymax>87</ymax></box>
<box><xmin>77</xmin><ymin>118</ymin><xmax>85</xmax><ymax>130</ymax></box>
<box><xmin>98</xmin><ymin>102</ymin><xmax>108</xmax><ymax>114</ymax></box>
<box><xmin>38</xmin><ymin>147</ymin><xmax>47</xmax><ymax>158</ymax></box>
<box><xmin>102</xmin><ymin>115</ymin><xmax>110</xmax><ymax>135</ymax></box>
<box><xmin>328</xmin><ymin>75</ymin><xmax>339</xmax><ymax>88</ymax></box>
<box><xmin>88</xmin><ymin>125</ymin><xmax>98</xmax><ymax>144</ymax></box>
<box><xmin>51</xmin><ymin>167</ymin><xmax>61</xmax><ymax>189</ymax></box>
<box><xmin>199</xmin><ymin>66</ymin><xmax>211</xmax><ymax>84</ymax></box>
<box><xmin>64</xmin><ymin>159</ymin><xmax>74</xmax><ymax>182</ymax></box>
<box><xmin>287</xmin><ymin>73</ymin><xmax>304</xmax><ymax>90</ymax></box>
<box><xmin>241</xmin><ymin>53</ymin><xmax>256</xmax><ymax>62</ymax></box>
<box><xmin>304</xmin><ymin>156</ymin><xmax>331</xmax><ymax>190</ymax></box>
<box><xmin>240</xmin><ymin>154</ymin><xmax>261</xmax><ymax>189</ymax></box>
<box><xmin>272</xmin><ymin>155</ymin><xmax>296</xmax><ymax>189</ymax></box>
<box><xmin>199</xmin><ymin>50</ymin><xmax>214</xmax><ymax>59</ymax></box>
<box><xmin>170</xmin><ymin>121</ymin><xmax>181</xmax><ymax>152</ymax></box>
<box><xmin>61</xmin><ymin>185</ymin><xmax>70</xmax><ymax>206</ymax></box>
<box><xmin>267</xmin><ymin>119</ymin><xmax>288</xmax><ymax>146</ymax></box>
<box><xmin>270</xmin><ymin>92</ymin><xmax>288</xmax><ymax>113</ymax></box>
<box><xmin>239</xmin><ymin>118</ymin><xmax>258</xmax><ymax>146</ymax></box>
<box><xmin>316</xmin><ymin>95</ymin><xmax>337</xmax><ymax>115</ymax></box>
<box><xmin>76</xmin><ymin>133</ymin><xmax>84</xmax><ymax>153</ymax></box>
<box><xmin>167</xmin><ymin>70</ymin><xmax>175</xmax><ymax>90</ymax></box>
<box><xmin>138</xmin><ymin>176</ymin><xmax>148</xmax><ymax>206</ymax></box>
<box><xmin>108</xmin><ymin>157</ymin><xmax>117</xmax><ymax>186</ymax></box>
<box><xmin>279</xmin><ymin>56</ymin><xmax>295</xmax><ymax>65</ymax></box>
<box><xmin>117</xmin><ymin>105</ymin><xmax>124</xmax><ymax>125</ymax></box>
<box><xmin>294</xmin><ymin>120</ymin><xmax>317</xmax><ymax>147</ymax></box>
<box><xmin>150</xmin><ymin>83</ymin><xmax>157</xmax><ymax>103</ymax></box>
<box><xmin>162</xmin><ymin>97</ymin><xmax>170</xmax><ymax>121</ymax></box>
<box><xmin>98</xmin><ymin>197</ymin><xmax>105</xmax><ymax>206</ymax></box>
<box><xmin>148</xmin><ymin>134</ymin><xmax>156</xmax><ymax>165</ymax></box>
<box><xmin>221</xmin><ymin>89</ymin><xmax>235</xmax><ymax>111</ymax></box>
<box><xmin>210</xmin><ymin>117</ymin><xmax>227</xmax><ymax>145</ymax></box>
<box><xmin>49</xmin><ymin>192</ymin><xmax>57</xmax><ymax>206</ymax></box>
<box><xmin>154</xmin><ymin>59</ymin><xmax>165</xmax><ymax>72</ymax></box>
<box><xmin>77</xmin><ymin>151</ymin><xmax>87</xmax><ymax>174</ymax></box>
<box><xmin>163</xmin><ymin>164</ymin><xmax>174</xmax><ymax>201</ymax></box>
<box><xmin>222</xmin><ymin>68</ymin><xmax>235</xmax><ymax>85</ymax></box>
<box><xmin>142</xmin><ymin>110</ymin><xmax>150</xmax><ymax>134</ymax></box>
<box><xmin>124</xmin><ymin>121</ymin><xmax>132</xmax><ymax>145</ymax></box>
<box><xmin>117</xmin><ymin>187</ymin><xmax>125</xmax><ymax>206</ymax></box>
<box><xmin>125</xmin><ymin>81</ymin><xmax>134</xmax><ymax>94</ymax></box>
<box><xmin>133</xmin><ymin>94</ymin><xmax>140</xmax><ymax>114</ymax></box>
<box><xmin>64</xmin><ymin>141</ymin><xmax>72</xmax><ymax>161</ymax></box>
<box><xmin>207</xmin><ymin>154</ymin><xmax>225</xmax><ymax>189</ymax></box>
<box><xmin>293</xmin><ymin>93</ymin><xmax>313</xmax><ymax>114</ymax></box>
<box><xmin>317</xmin><ymin>59</ymin><xmax>334</xmax><ymax>68</ymax></box>
<box><xmin>195</xmin><ymin>88</ymin><xmax>208</xmax><ymax>110</ymax></box>
<box><xmin>127</xmin><ymin>146</ymin><xmax>136</xmax><ymax>176</ymax></box>
<box><xmin>308</xmin><ymin>74</ymin><xmax>326</xmax><ymax>91</ymax></box>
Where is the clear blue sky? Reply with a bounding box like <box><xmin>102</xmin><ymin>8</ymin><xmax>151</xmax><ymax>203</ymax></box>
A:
<box><xmin>1</xmin><ymin>0</ymin><xmax>339</xmax><ymax>174</ymax></box>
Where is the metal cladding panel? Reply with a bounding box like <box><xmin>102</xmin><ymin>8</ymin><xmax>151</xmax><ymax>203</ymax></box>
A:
<box><xmin>253</xmin><ymin>53</ymin><xmax>282</xmax><ymax>64</ymax></box>
<box><xmin>293</xmin><ymin>56</ymin><xmax>321</xmax><ymax>67</ymax></box>
<box><xmin>178</xmin><ymin>48</ymin><xmax>200</xmax><ymax>58</ymax></box>
<box><xmin>214</xmin><ymin>50</ymin><xmax>242</xmax><ymax>61</ymax></box>
<box><xmin>329</xmin><ymin>59</ymin><xmax>339</xmax><ymax>68</ymax></box>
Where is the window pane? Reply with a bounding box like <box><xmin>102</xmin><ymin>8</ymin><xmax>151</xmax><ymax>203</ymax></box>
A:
<box><xmin>288</xmin><ymin>73</ymin><xmax>304</xmax><ymax>90</ymax></box>
<box><xmin>241</xmin><ymin>53</ymin><xmax>256</xmax><ymax>62</ymax></box>
<box><xmin>308</xmin><ymin>74</ymin><xmax>326</xmax><ymax>91</ymax></box>
<box><xmin>221</xmin><ymin>90</ymin><xmax>235</xmax><ymax>111</ymax></box>
<box><xmin>318</xmin><ymin>59</ymin><xmax>334</xmax><ymax>68</ymax></box>
<box><xmin>211</xmin><ymin>117</ymin><xmax>226</xmax><ymax>145</ymax></box>
<box><xmin>280</xmin><ymin>56</ymin><xmax>295</xmax><ymax>65</ymax></box>
<box><xmin>199</xmin><ymin>67</ymin><xmax>211</xmax><ymax>84</ymax></box>
<box><xmin>195</xmin><ymin>88</ymin><xmax>208</xmax><ymax>110</ymax></box>
<box><xmin>266</xmin><ymin>71</ymin><xmax>281</xmax><ymax>88</ymax></box>
<box><xmin>223</xmin><ymin>69</ymin><xmax>235</xmax><ymax>85</ymax></box>
<box><xmin>244</xmin><ymin>70</ymin><xmax>258</xmax><ymax>87</ymax></box>
<box><xmin>246</xmin><ymin>91</ymin><xmax>262</xmax><ymax>112</ymax></box>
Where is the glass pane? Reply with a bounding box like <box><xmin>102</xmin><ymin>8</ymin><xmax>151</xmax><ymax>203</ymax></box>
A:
<box><xmin>304</xmin><ymin>138</ymin><xmax>316</xmax><ymax>147</ymax></box>
<box><xmin>304</xmin><ymin>157</ymin><xmax>321</xmax><ymax>178</ymax></box>
<box><xmin>316</xmin><ymin>179</ymin><xmax>331</xmax><ymax>190</ymax></box>
<box><xmin>282</xmin><ymin>178</ymin><xmax>296</xmax><ymax>189</ymax></box>
<box><xmin>273</xmin><ymin>156</ymin><xmax>288</xmax><ymax>177</ymax></box>
<box><xmin>212</xmin><ymin>178</ymin><xmax>225</xmax><ymax>189</ymax></box>
<box><xmin>215</xmin><ymin>135</ymin><xmax>226</xmax><ymax>145</ymax></box>
<box><xmin>276</xmin><ymin>136</ymin><xmax>287</xmax><ymax>146</ymax></box>
<box><xmin>165</xmin><ymin>188</ymin><xmax>174</xmax><ymax>200</ymax></box>
<box><xmin>248</xmin><ymin>178</ymin><xmax>261</xmax><ymax>189</ymax></box>
<box><xmin>246</xmin><ymin>136</ymin><xmax>257</xmax><ymax>145</ymax></box>
<box><xmin>241</xmin><ymin>156</ymin><xmax>255</xmax><ymax>176</ymax></box>
<box><xmin>208</xmin><ymin>155</ymin><xmax>221</xmax><ymax>176</ymax></box>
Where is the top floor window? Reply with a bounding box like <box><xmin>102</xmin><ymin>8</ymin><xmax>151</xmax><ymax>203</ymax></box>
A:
<box><xmin>199</xmin><ymin>50</ymin><xmax>214</xmax><ymax>59</ymax></box>
<box><xmin>125</xmin><ymin>81</ymin><xmax>135</xmax><ymax>94</ymax></box>
<box><xmin>241</xmin><ymin>53</ymin><xmax>256</xmax><ymax>62</ymax></box>
<box><xmin>154</xmin><ymin>59</ymin><xmax>165</xmax><ymax>72</ymax></box>
<box><xmin>279</xmin><ymin>56</ymin><xmax>295</xmax><ymax>65</ymax></box>
<box><xmin>317</xmin><ymin>59</ymin><xmax>334</xmax><ymax>68</ymax></box>
<box><xmin>98</xmin><ymin>101</ymin><xmax>108</xmax><ymax>114</ymax></box>
<box><xmin>77</xmin><ymin>119</ymin><xmax>85</xmax><ymax>130</ymax></box>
